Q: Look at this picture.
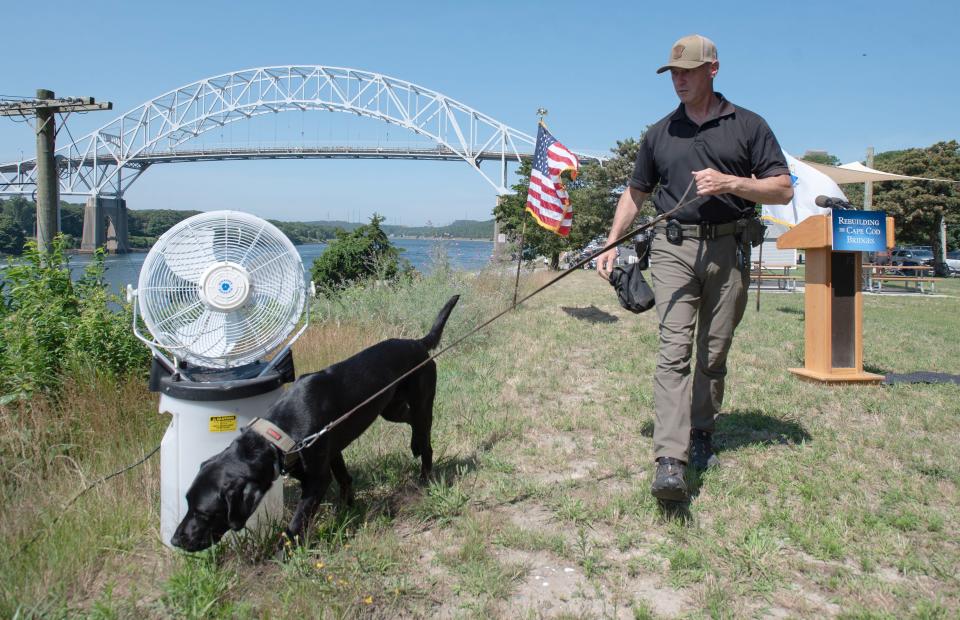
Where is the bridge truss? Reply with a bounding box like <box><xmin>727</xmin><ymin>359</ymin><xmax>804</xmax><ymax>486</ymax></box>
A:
<box><xmin>0</xmin><ymin>66</ymin><xmax>594</xmax><ymax>198</ymax></box>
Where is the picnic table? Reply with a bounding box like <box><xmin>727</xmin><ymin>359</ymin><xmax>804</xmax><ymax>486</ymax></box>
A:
<box><xmin>750</xmin><ymin>263</ymin><xmax>798</xmax><ymax>291</ymax></box>
<box><xmin>863</xmin><ymin>264</ymin><xmax>937</xmax><ymax>293</ymax></box>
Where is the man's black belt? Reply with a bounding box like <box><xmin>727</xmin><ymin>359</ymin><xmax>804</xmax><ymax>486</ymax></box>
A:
<box><xmin>654</xmin><ymin>219</ymin><xmax>748</xmax><ymax>240</ymax></box>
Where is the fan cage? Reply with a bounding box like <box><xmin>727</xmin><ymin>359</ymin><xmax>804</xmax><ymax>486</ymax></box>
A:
<box><xmin>137</xmin><ymin>211</ymin><xmax>306</xmax><ymax>369</ymax></box>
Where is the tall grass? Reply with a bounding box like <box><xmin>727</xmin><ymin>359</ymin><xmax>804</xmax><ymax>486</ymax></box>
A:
<box><xmin>303</xmin><ymin>251</ymin><xmax>512</xmax><ymax>370</ymax></box>
<box><xmin>0</xmin><ymin>372</ymin><xmax>164</xmax><ymax>617</ymax></box>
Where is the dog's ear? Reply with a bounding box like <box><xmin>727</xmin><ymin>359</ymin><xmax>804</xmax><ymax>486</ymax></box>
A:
<box><xmin>224</xmin><ymin>481</ymin><xmax>265</xmax><ymax>531</ymax></box>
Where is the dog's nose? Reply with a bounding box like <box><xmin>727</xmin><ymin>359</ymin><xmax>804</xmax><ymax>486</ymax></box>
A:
<box><xmin>170</xmin><ymin>532</ymin><xmax>182</xmax><ymax>548</ymax></box>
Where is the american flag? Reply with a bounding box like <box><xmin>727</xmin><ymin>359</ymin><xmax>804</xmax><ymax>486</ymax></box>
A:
<box><xmin>525</xmin><ymin>123</ymin><xmax>580</xmax><ymax>237</ymax></box>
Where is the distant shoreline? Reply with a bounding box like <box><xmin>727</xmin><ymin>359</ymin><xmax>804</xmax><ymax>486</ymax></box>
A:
<box><xmin>389</xmin><ymin>236</ymin><xmax>493</xmax><ymax>242</ymax></box>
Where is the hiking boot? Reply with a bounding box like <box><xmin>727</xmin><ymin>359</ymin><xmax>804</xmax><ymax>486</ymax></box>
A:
<box><xmin>650</xmin><ymin>457</ymin><xmax>688</xmax><ymax>502</ymax></box>
<box><xmin>689</xmin><ymin>429</ymin><xmax>720</xmax><ymax>471</ymax></box>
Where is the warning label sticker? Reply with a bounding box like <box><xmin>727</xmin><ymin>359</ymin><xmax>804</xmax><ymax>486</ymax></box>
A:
<box><xmin>209</xmin><ymin>415</ymin><xmax>238</xmax><ymax>432</ymax></box>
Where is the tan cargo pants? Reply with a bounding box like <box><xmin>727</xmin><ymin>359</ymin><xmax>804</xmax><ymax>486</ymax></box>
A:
<box><xmin>649</xmin><ymin>231</ymin><xmax>748</xmax><ymax>462</ymax></box>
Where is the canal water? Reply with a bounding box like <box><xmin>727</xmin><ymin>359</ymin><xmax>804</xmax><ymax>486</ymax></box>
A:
<box><xmin>65</xmin><ymin>237</ymin><xmax>494</xmax><ymax>294</ymax></box>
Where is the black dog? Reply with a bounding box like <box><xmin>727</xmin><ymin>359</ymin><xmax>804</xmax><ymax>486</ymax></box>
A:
<box><xmin>170</xmin><ymin>295</ymin><xmax>460</xmax><ymax>552</ymax></box>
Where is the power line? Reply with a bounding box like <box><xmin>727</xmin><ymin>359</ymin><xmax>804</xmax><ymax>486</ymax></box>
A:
<box><xmin>0</xmin><ymin>95</ymin><xmax>112</xmax><ymax>114</ymax></box>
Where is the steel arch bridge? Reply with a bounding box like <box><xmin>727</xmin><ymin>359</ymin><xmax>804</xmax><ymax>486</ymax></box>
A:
<box><xmin>0</xmin><ymin>65</ymin><xmax>597</xmax><ymax>199</ymax></box>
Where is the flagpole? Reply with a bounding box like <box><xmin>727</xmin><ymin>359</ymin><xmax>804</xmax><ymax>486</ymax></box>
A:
<box><xmin>513</xmin><ymin>108</ymin><xmax>549</xmax><ymax>308</ymax></box>
<box><xmin>512</xmin><ymin>219</ymin><xmax>526</xmax><ymax>307</ymax></box>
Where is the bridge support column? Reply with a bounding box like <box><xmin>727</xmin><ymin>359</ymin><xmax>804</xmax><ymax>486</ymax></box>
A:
<box><xmin>81</xmin><ymin>196</ymin><xmax>130</xmax><ymax>254</ymax></box>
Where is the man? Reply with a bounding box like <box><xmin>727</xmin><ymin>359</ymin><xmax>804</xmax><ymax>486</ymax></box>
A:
<box><xmin>596</xmin><ymin>35</ymin><xmax>793</xmax><ymax>502</ymax></box>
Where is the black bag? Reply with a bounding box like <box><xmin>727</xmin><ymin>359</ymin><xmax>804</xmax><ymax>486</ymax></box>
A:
<box><xmin>609</xmin><ymin>262</ymin><xmax>655</xmax><ymax>313</ymax></box>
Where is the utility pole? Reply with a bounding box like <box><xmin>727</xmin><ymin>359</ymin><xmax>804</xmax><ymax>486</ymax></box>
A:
<box><xmin>864</xmin><ymin>146</ymin><xmax>874</xmax><ymax>211</ymax></box>
<box><xmin>0</xmin><ymin>89</ymin><xmax>112</xmax><ymax>254</ymax></box>
<box><xmin>938</xmin><ymin>215</ymin><xmax>948</xmax><ymax>275</ymax></box>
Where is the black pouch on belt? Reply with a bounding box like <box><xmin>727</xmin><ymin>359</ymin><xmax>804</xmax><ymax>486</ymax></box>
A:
<box><xmin>609</xmin><ymin>263</ymin><xmax>656</xmax><ymax>313</ymax></box>
<box><xmin>665</xmin><ymin>219</ymin><xmax>683</xmax><ymax>245</ymax></box>
<box><xmin>744</xmin><ymin>218</ymin><xmax>767</xmax><ymax>247</ymax></box>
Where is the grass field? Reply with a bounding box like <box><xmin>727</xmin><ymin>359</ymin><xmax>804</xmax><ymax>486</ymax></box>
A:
<box><xmin>1</xmin><ymin>265</ymin><xmax>958</xmax><ymax>619</ymax></box>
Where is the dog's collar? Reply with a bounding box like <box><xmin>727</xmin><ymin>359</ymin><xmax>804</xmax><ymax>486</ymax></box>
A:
<box><xmin>247</xmin><ymin>417</ymin><xmax>300</xmax><ymax>477</ymax></box>
<box><xmin>248</xmin><ymin>417</ymin><xmax>297</xmax><ymax>452</ymax></box>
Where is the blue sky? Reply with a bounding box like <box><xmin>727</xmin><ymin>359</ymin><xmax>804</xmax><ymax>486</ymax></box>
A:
<box><xmin>1</xmin><ymin>0</ymin><xmax>956</xmax><ymax>226</ymax></box>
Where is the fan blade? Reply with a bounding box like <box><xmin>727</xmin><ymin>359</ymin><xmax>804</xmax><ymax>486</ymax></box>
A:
<box><xmin>256</xmin><ymin>276</ymin><xmax>298</xmax><ymax>310</ymax></box>
<box><xmin>164</xmin><ymin>228</ymin><xmax>217</xmax><ymax>283</ymax></box>
<box><xmin>223</xmin><ymin>311</ymin><xmax>253</xmax><ymax>359</ymax></box>
<box><xmin>174</xmin><ymin>309</ymin><xmax>234</xmax><ymax>359</ymax></box>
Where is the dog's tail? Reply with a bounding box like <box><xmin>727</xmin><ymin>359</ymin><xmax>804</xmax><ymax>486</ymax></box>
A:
<box><xmin>420</xmin><ymin>295</ymin><xmax>460</xmax><ymax>350</ymax></box>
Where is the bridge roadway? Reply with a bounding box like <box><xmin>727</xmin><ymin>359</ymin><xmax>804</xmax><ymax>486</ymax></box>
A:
<box><xmin>0</xmin><ymin>145</ymin><xmax>544</xmax><ymax>181</ymax></box>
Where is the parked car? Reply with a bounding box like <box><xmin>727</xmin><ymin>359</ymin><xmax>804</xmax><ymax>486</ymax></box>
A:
<box><xmin>948</xmin><ymin>250</ymin><xmax>960</xmax><ymax>270</ymax></box>
<box><xmin>576</xmin><ymin>236</ymin><xmax>619</xmax><ymax>270</ymax></box>
<box><xmin>934</xmin><ymin>250</ymin><xmax>960</xmax><ymax>276</ymax></box>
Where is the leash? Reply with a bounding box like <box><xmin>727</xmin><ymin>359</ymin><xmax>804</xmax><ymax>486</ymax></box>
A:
<box><xmin>7</xmin><ymin>443</ymin><xmax>161</xmax><ymax>562</ymax></box>
<box><xmin>284</xmin><ymin>179</ymin><xmax>699</xmax><ymax>456</ymax></box>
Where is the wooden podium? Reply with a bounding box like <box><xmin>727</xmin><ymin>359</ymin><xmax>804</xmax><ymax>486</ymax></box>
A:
<box><xmin>776</xmin><ymin>214</ymin><xmax>891</xmax><ymax>383</ymax></box>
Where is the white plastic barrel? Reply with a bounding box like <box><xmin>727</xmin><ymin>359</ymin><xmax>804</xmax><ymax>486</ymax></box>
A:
<box><xmin>159</xmin><ymin>389</ymin><xmax>285</xmax><ymax>548</ymax></box>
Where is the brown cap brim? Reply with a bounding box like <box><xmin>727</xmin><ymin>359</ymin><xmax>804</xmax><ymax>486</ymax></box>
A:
<box><xmin>656</xmin><ymin>59</ymin><xmax>709</xmax><ymax>74</ymax></box>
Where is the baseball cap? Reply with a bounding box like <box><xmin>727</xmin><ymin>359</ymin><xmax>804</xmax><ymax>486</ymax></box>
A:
<box><xmin>656</xmin><ymin>35</ymin><xmax>718</xmax><ymax>74</ymax></box>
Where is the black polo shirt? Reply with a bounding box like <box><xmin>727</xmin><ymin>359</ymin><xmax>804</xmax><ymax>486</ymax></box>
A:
<box><xmin>628</xmin><ymin>93</ymin><xmax>789</xmax><ymax>224</ymax></box>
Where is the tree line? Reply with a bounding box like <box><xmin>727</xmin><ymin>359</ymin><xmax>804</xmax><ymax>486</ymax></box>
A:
<box><xmin>495</xmin><ymin>138</ymin><xmax>960</xmax><ymax>271</ymax></box>
<box><xmin>839</xmin><ymin>142</ymin><xmax>960</xmax><ymax>260</ymax></box>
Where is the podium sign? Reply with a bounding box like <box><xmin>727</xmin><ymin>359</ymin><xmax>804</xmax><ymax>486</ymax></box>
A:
<box><xmin>832</xmin><ymin>209</ymin><xmax>887</xmax><ymax>252</ymax></box>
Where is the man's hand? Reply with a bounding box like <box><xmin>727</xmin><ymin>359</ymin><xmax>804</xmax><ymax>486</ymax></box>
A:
<box><xmin>693</xmin><ymin>169</ymin><xmax>794</xmax><ymax>204</ymax></box>
<box><xmin>692</xmin><ymin>168</ymin><xmax>735</xmax><ymax>196</ymax></box>
<box><xmin>596</xmin><ymin>248</ymin><xmax>618</xmax><ymax>280</ymax></box>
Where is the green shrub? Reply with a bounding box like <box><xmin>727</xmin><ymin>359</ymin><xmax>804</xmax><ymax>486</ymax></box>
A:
<box><xmin>68</xmin><ymin>253</ymin><xmax>151</xmax><ymax>378</ymax></box>
<box><xmin>310</xmin><ymin>214</ymin><xmax>411</xmax><ymax>290</ymax></box>
<box><xmin>0</xmin><ymin>236</ymin><xmax>150</xmax><ymax>401</ymax></box>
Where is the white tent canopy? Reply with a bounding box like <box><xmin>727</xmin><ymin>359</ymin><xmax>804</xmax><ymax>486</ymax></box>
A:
<box><xmin>761</xmin><ymin>152</ymin><xmax>960</xmax><ymax>232</ymax></box>
<box><xmin>803</xmin><ymin>159</ymin><xmax>957</xmax><ymax>185</ymax></box>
